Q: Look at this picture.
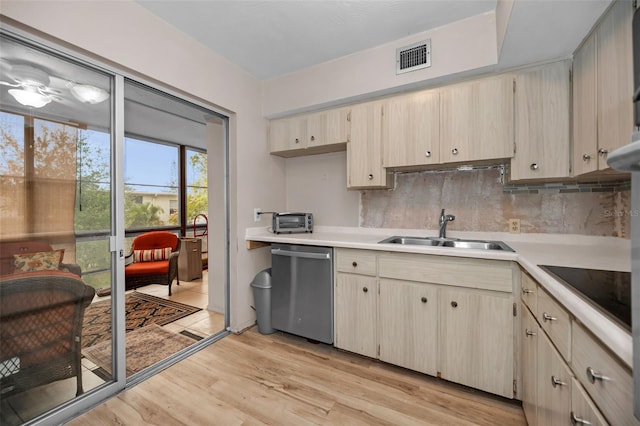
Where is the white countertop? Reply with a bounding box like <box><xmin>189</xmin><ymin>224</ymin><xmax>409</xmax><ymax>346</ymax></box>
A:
<box><xmin>246</xmin><ymin>226</ymin><xmax>632</xmax><ymax>367</ymax></box>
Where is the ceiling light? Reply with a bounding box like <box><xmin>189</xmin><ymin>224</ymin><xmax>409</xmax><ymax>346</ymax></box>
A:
<box><xmin>70</xmin><ymin>84</ymin><xmax>109</xmax><ymax>104</ymax></box>
<box><xmin>8</xmin><ymin>88</ymin><xmax>52</xmax><ymax>108</ymax></box>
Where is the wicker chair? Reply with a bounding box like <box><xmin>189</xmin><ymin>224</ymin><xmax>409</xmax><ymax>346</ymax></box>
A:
<box><xmin>0</xmin><ymin>271</ymin><xmax>95</xmax><ymax>397</ymax></box>
<box><xmin>124</xmin><ymin>231</ymin><xmax>180</xmax><ymax>296</ymax></box>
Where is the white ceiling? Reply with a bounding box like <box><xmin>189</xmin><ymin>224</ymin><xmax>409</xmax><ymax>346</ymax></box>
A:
<box><xmin>136</xmin><ymin>0</ymin><xmax>613</xmax><ymax>81</ymax></box>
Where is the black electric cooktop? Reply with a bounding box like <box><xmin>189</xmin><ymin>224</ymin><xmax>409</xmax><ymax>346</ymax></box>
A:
<box><xmin>539</xmin><ymin>265</ymin><xmax>631</xmax><ymax>332</ymax></box>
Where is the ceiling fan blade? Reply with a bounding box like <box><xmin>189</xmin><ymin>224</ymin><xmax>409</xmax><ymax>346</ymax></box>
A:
<box><xmin>0</xmin><ymin>80</ymin><xmax>21</xmax><ymax>88</ymax></box>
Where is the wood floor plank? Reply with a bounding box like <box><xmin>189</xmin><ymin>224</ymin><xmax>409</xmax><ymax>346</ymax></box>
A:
<box><xmin>68</xmin><ymin>328</ymin><xmax>526</xmax><ymax>425</ymax></box>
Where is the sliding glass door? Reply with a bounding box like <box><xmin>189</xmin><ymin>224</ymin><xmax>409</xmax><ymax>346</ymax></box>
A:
<box><xmin>1</xmin><ymin>30</ymin><xmax>229</xmax><ymax>425</ymax></box>
<box><xmin>0</xmin><ymin>34</ymin><xmax>116</xmax><ymax>424</ymax></box>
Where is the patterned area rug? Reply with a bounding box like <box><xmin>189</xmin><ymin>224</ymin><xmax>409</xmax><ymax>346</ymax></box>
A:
<box><xmin>83</xmin><ymin>323</ymin><xmax>197</xmax><ymax>375</ymax></box>
<box><xmin>82</xmin><ymin>292</ymin><xmax>201</xmax><ymax>348</ymax></box>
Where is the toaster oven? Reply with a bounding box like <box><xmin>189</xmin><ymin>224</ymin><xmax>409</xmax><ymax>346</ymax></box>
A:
<box><xmin>273</xmin><ymin>212</ymin><xmax>313</xmax><ymax>234</ymax></box>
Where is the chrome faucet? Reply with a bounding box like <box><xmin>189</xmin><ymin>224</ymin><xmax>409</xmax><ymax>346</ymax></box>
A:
<box><xmin>438</xmin><ymin>209</ymin><xmax>455</xmax><ymax>239</ymax></box>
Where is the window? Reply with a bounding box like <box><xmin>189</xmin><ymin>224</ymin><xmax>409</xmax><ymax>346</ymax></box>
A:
<box><xmin>124</xmin><ymin>138</ymin><xmax>178</xmax><ymax>229</ymax></box>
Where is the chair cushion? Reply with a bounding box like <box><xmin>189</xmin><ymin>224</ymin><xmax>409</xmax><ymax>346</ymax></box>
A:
<box><xmin>133</xmin><ymin>247</ymin><xmax>172</xmax><ymax>263</ymax></box>
<box><xmin>125</xmin><ymin>261</ymin><xmax>169</xmax><ymax>276</ymax></box>
<box><xmin>13</xmin><ymin>249</ymin><xmax>65</xmax><ymax>273</ymax></box>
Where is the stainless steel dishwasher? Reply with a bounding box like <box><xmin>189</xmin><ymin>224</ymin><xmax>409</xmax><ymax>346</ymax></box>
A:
<box><xmin>270</xmin><ymin>243</ymin><xmax>333</xmax><ymax>344</ymax></box>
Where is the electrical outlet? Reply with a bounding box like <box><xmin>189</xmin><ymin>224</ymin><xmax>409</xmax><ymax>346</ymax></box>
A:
<box><xmin>509</xmin><ymin>218</ymin><xmax>521</xmax><ymax>234</ymax></box>
<box><xmin>253</xmin><ymin>208</ymin><xmax>262</xmax><ymax>223</ymax></box>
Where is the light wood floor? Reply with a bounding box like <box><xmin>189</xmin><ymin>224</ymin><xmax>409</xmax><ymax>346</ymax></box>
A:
<box><xmin>68</xmin><ymin>328</ymin><xmax>527</xmax><ymax>425</ymax></box>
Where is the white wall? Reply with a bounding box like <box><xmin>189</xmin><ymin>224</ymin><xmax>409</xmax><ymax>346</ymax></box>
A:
<box><xmin>285</xmin><ymin>152</ymin><xmax>359</xmax><ymax>227</ymax></box>
<box><xmin>1</xmin><ymin>0</ymin><xmax>284</xmax><ymax>332</ymax></box>
<box><xmin>262</xmin><ymin>11</ymin><xmax>499</xmax><ymax>117</ymax></box>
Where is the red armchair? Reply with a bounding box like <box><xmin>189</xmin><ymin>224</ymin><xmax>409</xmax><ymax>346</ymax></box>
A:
<box><xmin>125</xmin><ymin>231</ymin><xmax>180</xmax><ymax>295</ymax></box>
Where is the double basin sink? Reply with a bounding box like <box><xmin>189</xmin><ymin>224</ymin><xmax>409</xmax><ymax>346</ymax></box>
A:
<box><xmin>378</xmin><ymin>236</ymin><xmax>514</xmax><ymax>252</ymax></box>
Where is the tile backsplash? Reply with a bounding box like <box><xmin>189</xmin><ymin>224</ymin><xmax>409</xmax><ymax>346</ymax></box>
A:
<box><xmin>361</xmin><ymin>168</ymin><xmax>631</xmax><ymax>238</ymax></box>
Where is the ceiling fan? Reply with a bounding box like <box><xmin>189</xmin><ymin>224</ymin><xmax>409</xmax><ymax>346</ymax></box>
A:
<box><xmin>0</xmin><ymin>62</ymin><xmax>108</xmax><ymax>108</ymax></box>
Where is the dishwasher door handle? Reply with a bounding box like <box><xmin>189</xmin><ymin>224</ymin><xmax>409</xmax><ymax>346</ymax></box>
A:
<box><xmin>271</xmin><ymin>248</ymin><xmax>331</xmax><ymax>260</ymax></box>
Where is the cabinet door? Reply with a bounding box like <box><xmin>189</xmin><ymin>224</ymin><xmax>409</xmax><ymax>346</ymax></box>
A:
<box><xmin>596</xmin><ymin>0</ymin><xmax>634</xmax><ymax>168</ymax></box>
<box><xmin>384</xmin><ymin>91</ymin><xmax>440</xmax><ymax>167</ymax></box>
<box><xmin>348</xmin><ymin>101</ymin><xmax>388</xmax><ymax>188</ymax></box>
<box><xmin>439</xmin><ymin>288</ymin><xmax>514</xmax><ymax>398</ymax></box>
<box><xmin>522</xmin><ymin>305</ymin><xmax>539</xmax><ymax>426</ymax></box>
<box><xmin>537</xmin><ymin>331</ymin><xmax>572</xmax><ymax>426</ymax></box>
<box><xmin>334</xmin><ymin>273</ymin><xmax>377</xmax><ymax>358</ymax></box>
<box><xmin>269</xmin><ymin>117</ymin><xmax>307</xmax><ymax>153</ymax></box>
<box><xmin>378</xmin><ymin>279</ymin><xmax>438</xmax><ymax>376</ymax></box>
<box><xmin>571</xmin><ymin>378</ymin><xmax>608</xmax><ymax>426</ymax></box>
<box><xmin>440</xmin><ymin>75</ymin><xmax>514</xmax><ymax>164</ymax></box>
<box><xmin>512</xmin><ymin>60</ymin><xmax>571</xmax><ymax>180</ymax></box>
<box><xmin>573</xmin><ymin>32</ymin><xmax>598</xmax><ymax>176</ymax></box>
<box><xmin>307</xmin><ymin>108</ymin><xmax>350</xmax><ymax>149</ymax></box>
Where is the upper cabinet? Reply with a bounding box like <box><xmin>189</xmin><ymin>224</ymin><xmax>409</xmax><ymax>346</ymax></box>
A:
<box><xmin>306</xmin><ymin>107</ymin><xmax>351</xmax><ymax>150</ymax></box>
<box><xmin>269</xmin><ymin>116</ymin><xmax>307</xmax><ymax>156</ymax></box>
<box><xmin>347</xmin><ymin>101</ymin><xmax>392</xmax><ymax>188</ymax></box>
<box><xmin>511</xmin><ymin>60</ymin><xmax>571</xmax><ymax>181</ymax></box>
<box><xmin>383</xmin><ymin>90</ymin><xmax>440</xmax><ymax>168</ymax></box>
<box><xmin>574</xmin><ymin>0</ymin><xmax>634</xmax><ymax>175</ymax></box>
<box><xmin>269</xmin><ymin>108</ymin><xmax>350</xmax><ymax>157</ymax></box>
<box><xmin>440</xmin><ymin>74</ymin><xmax>514</xmax><ymax>164</ymax></box>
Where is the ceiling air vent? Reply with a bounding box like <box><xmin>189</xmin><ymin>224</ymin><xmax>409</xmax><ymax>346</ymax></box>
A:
<box><xmin>396</xmin><ymin>39</ymin><xmax>431</xmax><ymax>75</ymax></box>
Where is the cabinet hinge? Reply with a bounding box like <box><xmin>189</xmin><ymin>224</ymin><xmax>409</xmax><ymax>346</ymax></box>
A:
<box><xmin>513</xmin><ymin>379</ymin><xmax>517</xmax><ymax>396</ymax></box>
<box><xmin>347</xmin><ymin>111</ymin><xmax>351</xmax><ymax>122</ymax></box>
<box><xmin>512</xmin><ymin>79</ymin><xmax>516</xmax><ymax>93</ymax></box>
<box><xmin>377</xmin><ymin>344</ymin><xmax>380</xmax><ymax>357</ymax></box>
<box><xmin>513</xmin><ymin>302</ymin><xmax>517</xmax><ymax>317</ymax></box>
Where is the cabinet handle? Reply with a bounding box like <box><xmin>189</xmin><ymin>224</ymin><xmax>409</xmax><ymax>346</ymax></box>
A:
<box><xmin>551</xmin><ymin>375</ymin><xmax>566</xmax><ymax>387</ymax></box>
<box><xmin>530</xmin><ymin>163</ymin><xmax>539</xmax><ymax>171</ymax></box>
<box><xmin>310</xmin><ymin>135</ymin><xmax>315</xmax><ymax>141</ymax></box>
<box><xmin>192</xmin><ymin>249</ymin><xmax>198</xmax><ymax>252</ymax></box>
<box><xmin>571</xmin><ymin>412</ymin><xmax>592</xmax><ymax>425</ymax></box>
<box><xmin>542</xmin><ymin>312</ymin><xmax>557</xmax><ymax>322</ymax></box>
<box><xmin>421</xmin><ymin>297</ymin><xmax>428</xmax><ymax>303</ymax></box>
<box><xmin>451</xmin><ymin>301</ymin><xmax>458</xmax><ymax>308</ymax></box>
<box><xmin>452</xmin><ymin>148</ymin><xmax>459</xmax><ymax>155</ymax></box>
<box><xmin>425</xmin><ymin>151</ymin><xmax>431</xmax><ymax>158</ymax></box>
<box><xmin>368</xmin><ymin>174</ymin><xmax>374</xmax><ymax>180</ymax></box>
<box><xmin>295</xmin><ymin>138</ymin><xmax>300</xmax><ymax>144</ymax></box>
<box><xmin>586</xmin><ymin>367</ymin><xmax>608</xmax><ymax>384</ymax></box>
<box><xmin>352</xmin><ymin>261</ymin><xmax>358</xmax><ymax>267</ymax></box>
<box><xmin>598</xmin><ymin>148</ymin><xmax>608</xmax><ymax>157</ymax></box>
<box><xmin>362</xmin><ymin>287</ymin><xmax>368</xmax><ymax>293</ymax></box>
<box><xmin>582</xmin><ymin>154</ymin><xmax>591</xmax><ymax>161</ymax></box>
<box><xmin>525</xmin><ymin>329</ymin><xmax>537</xmax><ymax>337</ymax></box>
<box><xmin>522</xmin><ymin>288</ymin><xmax>533</xmax><ymax>295</ymax></box>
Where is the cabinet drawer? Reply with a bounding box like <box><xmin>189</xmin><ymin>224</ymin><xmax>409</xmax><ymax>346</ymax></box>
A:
<box><xmin>335</xmin><ymin>249</ymin><xmax>377</xmax><ymax>276</ymax></box>
<box><xmin>572</xmin><ymin>322</ymin><xmax>639</xmax><ymax>426</ymax></box>
<box><xmin>537</xmin><ymin>288</ymin><xmax>571</xmax><ymax>361</ymax></box>
<box><xmin>571</xmin><ymin>378</ymin><xmax>609</xmax><ymax>426</ymax></box>
<box><xmin>378</xmin><ymin>252</ymin><xmax>512</xmax><ymax>292</ymax></box>
<box><xmin>521</xmin><ymin>271</ymin><xmax>538</xmax><ymax>316</ymax></box>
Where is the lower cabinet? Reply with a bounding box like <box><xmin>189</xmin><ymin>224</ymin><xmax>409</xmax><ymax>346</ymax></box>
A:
<box><xmin>439</xmin><ymin>287</ymin><xmax>514</xmax><ymax>398</ymax></box>
<box><xmin>537</xmin><ymin>330</ymin><xmax>572</xmax><ymax>425</ymax></box>
<box><xmin>520</xmin><ymin>271</ymin><xmax>615</xmax><ymax>426</ymax></box>
<box><xmin>521</xmin><ymin>306</ymin><xmax>539</xmax><ymax>426</ymax></box>
<box><xmin>334</xmin><ymin>273</ymin><xmax>378</xmax><ymax>358</ymax></box>
<box><xmin>378</xmin><ymin>279</ymin><xmax>438</xmax><ymax>376</ymax></box>
<box><xmin>334</xmin><ymin>249</ymin><xmax>517</xmax><ymax>400</ymax></box>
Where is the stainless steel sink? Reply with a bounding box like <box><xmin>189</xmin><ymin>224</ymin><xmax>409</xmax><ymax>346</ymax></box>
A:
<box><xmin>378</xmin><ymin>236</ymin><xmax>514</xmax><ymax>252</ymax></box>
